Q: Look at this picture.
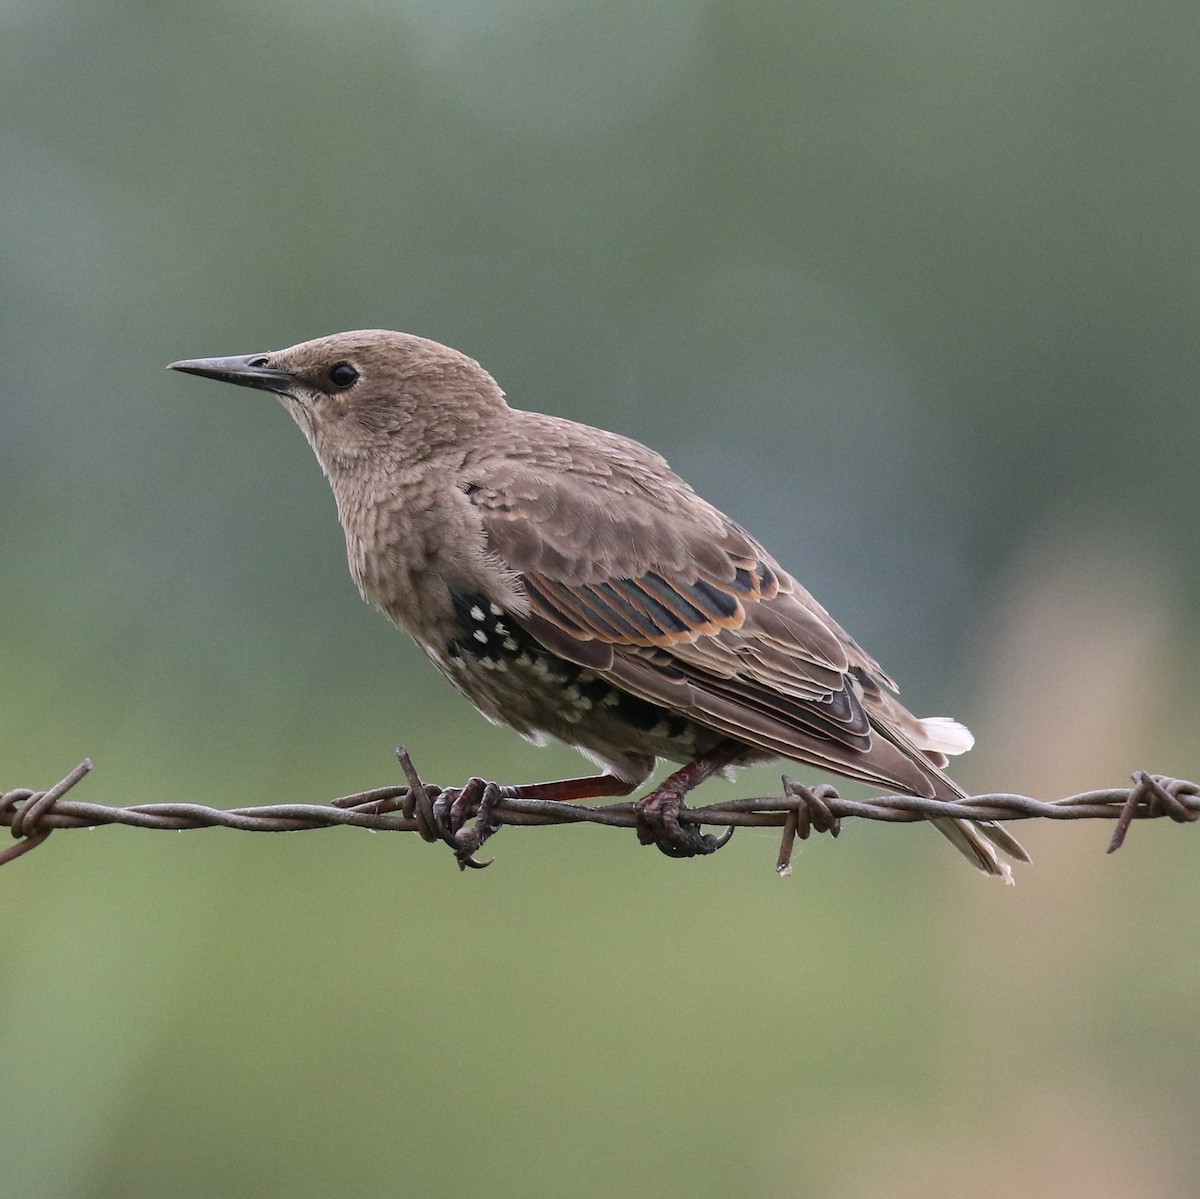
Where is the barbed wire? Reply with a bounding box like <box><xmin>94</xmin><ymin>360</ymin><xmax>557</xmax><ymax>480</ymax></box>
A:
<box><xmin>1</xmin><ymin>750</ymin><xmax>1197</xmax><ymax>874</ymax></box>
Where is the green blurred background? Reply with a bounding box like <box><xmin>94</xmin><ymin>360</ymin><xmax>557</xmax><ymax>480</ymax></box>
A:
<box><xmin>3</xmin><ymin>2</ymin><xmax>1199</xmax><ymax>1196</ymax></box>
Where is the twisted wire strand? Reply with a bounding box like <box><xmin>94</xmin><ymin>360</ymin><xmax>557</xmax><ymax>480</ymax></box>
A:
<box><xmin>1</xmin><ymin>754</ymin><xmax>1196</xmax><ymax>872</ymax></box>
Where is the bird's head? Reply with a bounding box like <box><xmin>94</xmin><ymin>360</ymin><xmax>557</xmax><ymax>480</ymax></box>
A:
<box><xmin>169</xmin><ymin>329</ymin><xmax>508</xmax><ymax>470</ymax></box>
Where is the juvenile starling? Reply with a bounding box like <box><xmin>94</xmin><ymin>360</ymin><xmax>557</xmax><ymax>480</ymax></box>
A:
<box><xmin>169</xmin><ymin>331</ymin><xmax>1027</xmax><ymax>879</ymax></box>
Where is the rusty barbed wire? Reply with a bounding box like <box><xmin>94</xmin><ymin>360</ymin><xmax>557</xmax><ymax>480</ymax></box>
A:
<box><xmin>1</xmin><ymin>751</ymin><xmax>1197</xmax><ymax>873</ymax></box>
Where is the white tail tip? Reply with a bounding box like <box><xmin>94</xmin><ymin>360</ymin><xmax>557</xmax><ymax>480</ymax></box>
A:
<box><xmin>919</xmin><ymin>716</ymin><xmax>975</xmax><ymax>755</ymax></box>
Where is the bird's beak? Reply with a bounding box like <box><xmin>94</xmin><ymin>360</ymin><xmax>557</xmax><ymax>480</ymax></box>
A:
<box><xmin>167</xmin><ymin>354</ymin><xmax>295</xmax><ymax>395</ymax></box>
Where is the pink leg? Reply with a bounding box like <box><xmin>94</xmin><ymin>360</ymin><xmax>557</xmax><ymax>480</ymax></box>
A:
<box><xmin>506</xmin><ymin>774</ymin><xmax>639</xmax><ymax>802</ymax></box>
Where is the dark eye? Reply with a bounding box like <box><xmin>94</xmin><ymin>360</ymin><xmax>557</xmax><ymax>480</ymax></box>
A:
<box><xmin>328</xmin><ymin>362</ymin><xmax>359</xmax><ymax>389</ymax></box>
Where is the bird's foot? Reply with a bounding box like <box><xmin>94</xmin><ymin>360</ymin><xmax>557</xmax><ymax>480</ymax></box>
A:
<box><xmin>632</xmin><ymin>740</ymin><xmax>744</xmax><ymax>859</ymax></box>
<box><xmin>432</xmin><ymin>776</ymin><xmax>504</xmax><ymax>871</ymax></box>
<box><xmin>387</xmin><ymin>751</ymin><xmax>642</xmax><ymax>870</ymax></box>
<box><xmin>635</xmin><ymin>784</ymin><xmax>734</xmax><ymax>859</ymax></box>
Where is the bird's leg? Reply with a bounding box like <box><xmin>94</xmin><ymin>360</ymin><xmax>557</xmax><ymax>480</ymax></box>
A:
<box><xmin>635</xmin><ymin>740</ymin><xmax>744</xmax><ymax>858</ymax></box>
<box><xmin>502</xmin><ymin>773</ymin><xmax>639</xmax><ymax>802</ymax></box>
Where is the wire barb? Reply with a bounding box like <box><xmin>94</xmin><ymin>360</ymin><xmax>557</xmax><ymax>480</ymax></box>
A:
<box><xmin>0</xmin><ymin>759</ymin><xmax>93</xmax><ymax>867</ymax></box>
<box><xmin>2</xmin><ymin>755</ymin><xmax>1197</xmax><ymax>874</ymax></box>
<box><xmin>1106</xmin><ymin>770</ymin><xmax>1200</xmax><ymax>853</ymax></box>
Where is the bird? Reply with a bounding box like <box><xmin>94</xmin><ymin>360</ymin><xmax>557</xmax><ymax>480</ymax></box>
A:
<box><xmin>169</xmin><ymin>330</ymin><xmax>1028</xmax><ymax>879</ymax></box>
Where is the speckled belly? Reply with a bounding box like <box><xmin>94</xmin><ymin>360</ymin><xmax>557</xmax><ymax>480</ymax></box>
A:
<box><xmin>428</xmin><ymin>590</ymin><xmax>723</xmax><ymax>772</ymax></box>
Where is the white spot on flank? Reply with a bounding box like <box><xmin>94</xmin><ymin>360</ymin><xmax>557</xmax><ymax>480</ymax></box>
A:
<box><xmin>494</xmin><ymin>621</ymin><xmax>509</xmax><ymax>635</ymax></box>
<box><xmin>473</xmin><ymin>629</ymin><xmax>488</xmax><ymax>643</ymax></box>
<box><xmin>502</xmin><ymin>637</ymin><xmax>518</xmax><ymax>651</ymax></box>
<box><xmin>470</xmin><ymin>605</ymin><xmax>485</xmax><ymax>621</ymax></box>
<box><xmin>489</xmin><ymin>603</ymin><xmax>504</xmax><ymax>616</ymax></box>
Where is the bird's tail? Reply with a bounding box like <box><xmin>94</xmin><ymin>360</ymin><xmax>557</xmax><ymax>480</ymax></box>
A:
<box><xmin>882</xmin><ymin>712</ymin><xmax>1031</xmax><ymax>882</ymax></box>
<box><xmin>928</xmin><ymin>815</ymin><xmax>1029</xmax><ymax>884</ymax></box>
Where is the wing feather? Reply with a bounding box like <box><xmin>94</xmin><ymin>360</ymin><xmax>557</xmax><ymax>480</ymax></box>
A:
<box><xmin>466</xmin><ymin>464</ymin><xmax>953</xmax><ymax>798</ymax></box>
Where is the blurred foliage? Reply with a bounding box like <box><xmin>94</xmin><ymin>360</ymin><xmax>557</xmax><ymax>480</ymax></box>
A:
<box><xmin>2</xmin><ymin>1</ymin><xmax>1199</xmax><ymax>1196</ymax></box>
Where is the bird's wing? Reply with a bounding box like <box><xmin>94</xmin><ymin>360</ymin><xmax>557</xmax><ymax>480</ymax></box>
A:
<box><xmin>466</xmin><ymin>464</ymin><xmax>962</xmax><ymax>799</ymax></box>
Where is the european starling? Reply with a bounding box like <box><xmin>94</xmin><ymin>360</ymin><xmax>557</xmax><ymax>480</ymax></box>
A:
<box><xmin>169</xmin><ymin>330</ymin><xmax>1027</xmax><ymax>879</ymax></box>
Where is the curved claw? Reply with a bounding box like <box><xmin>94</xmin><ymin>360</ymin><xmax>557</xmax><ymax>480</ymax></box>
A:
<box><xmin>642</xmin><ymin>819</ymin><xmax>735</xmax><ymax>858</ymax></box>
<box><xmin>458</xmin><ymin>853</ymin><xmax>494</xmax><ymax>871</ymax></box>
<box><xmin>707</xmin><ymin>824</ymin><xmax>735</xmax><ymax>851</ymax></box>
